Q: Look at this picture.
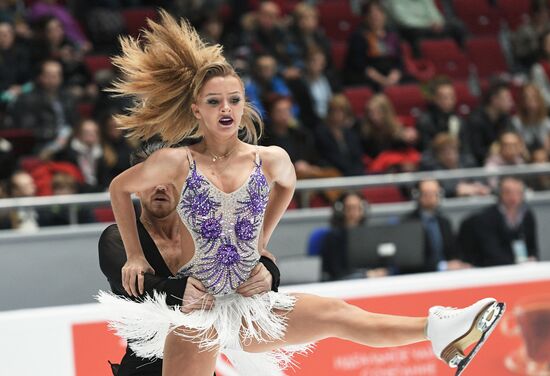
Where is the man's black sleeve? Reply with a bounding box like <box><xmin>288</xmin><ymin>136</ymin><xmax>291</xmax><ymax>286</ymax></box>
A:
<box><xmin>259</xmin><ymin>256</ymin><xmax>280</xmax><ymax>292</ymax></box>
<box><xmin>98</xmin><ymin>224</ymin><xmax>188</xmax><ymax>306</ymax></box>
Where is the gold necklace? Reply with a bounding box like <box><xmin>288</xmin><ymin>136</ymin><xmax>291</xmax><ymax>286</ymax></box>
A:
<box><xmin>205</xmin><ymin>142</ymin><xmax>239</xmax><ymax>162</ymax></box>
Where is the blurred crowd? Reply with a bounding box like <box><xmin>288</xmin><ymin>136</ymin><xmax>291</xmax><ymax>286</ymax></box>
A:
<box><xmin>1</xmin><ymin>0</ymin><xmax>550</xmax><ymax>230</ymax></box>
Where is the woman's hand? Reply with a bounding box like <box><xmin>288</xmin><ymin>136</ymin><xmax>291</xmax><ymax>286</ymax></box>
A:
<box><xmin>180</xmin><ymin>277</ymin><xmax>215</xmax><ymax>313</ymax></box>
<box><xmin>236</xmin><ymin>263</ymin><xmax>273</xmax><ymax>297</ymax></box>
<box><xmin>121</xmin><ymin>256</ymin><xmax>155</xmax><ymax>297</ymax></box>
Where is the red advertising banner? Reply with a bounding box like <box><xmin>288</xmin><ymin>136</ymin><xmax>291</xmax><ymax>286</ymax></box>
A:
<box><xmin>72</xmin><ymin>280</ymin><xmax>550</xmax><ymax>376</ymax></box>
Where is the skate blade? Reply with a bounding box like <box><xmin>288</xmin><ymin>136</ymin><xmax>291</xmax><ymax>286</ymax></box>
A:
<box><xmin>454</xmin><ymin>302</ymin><xmax>506</xmax><ymax>376</ymax></box>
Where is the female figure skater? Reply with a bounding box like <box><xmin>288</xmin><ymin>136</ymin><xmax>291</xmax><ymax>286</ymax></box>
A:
<box><xmin>98</xmin><ymin>11</ymin><xmax>504</xmax><ymax>376</ymax></box>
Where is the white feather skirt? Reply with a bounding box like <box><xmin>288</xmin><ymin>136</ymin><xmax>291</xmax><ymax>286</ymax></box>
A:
<box><xmin>96</xmin><ymin>290</ymin><xmax>313</xmax><ymax>375</ymax></box>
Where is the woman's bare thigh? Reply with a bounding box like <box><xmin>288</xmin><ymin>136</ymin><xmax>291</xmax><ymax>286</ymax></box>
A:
<box><xmin>241</xmin><ymin>293</ymin><xmax>349</xmax><ymax>353</ymax></box>
<box><xmin>163</xmin><ymin>328</ymin><xmax>219</xmax><ymax>376</ymax></box>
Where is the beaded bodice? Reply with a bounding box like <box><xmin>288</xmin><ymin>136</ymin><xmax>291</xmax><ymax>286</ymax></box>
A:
<box><xmin>175</xmin><ymin>150</ymin><xmax>270</xmax><ymax>296</ymax></box>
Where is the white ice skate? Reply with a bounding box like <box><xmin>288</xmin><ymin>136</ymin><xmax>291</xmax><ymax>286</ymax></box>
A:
<box><xmin>427</xmin><ymin>297</ymin><xmax>505</xmax><ymax>376</ymax></box>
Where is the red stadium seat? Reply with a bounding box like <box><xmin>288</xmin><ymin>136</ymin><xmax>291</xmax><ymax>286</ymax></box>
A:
<box><xmin>401</xmin><ymin>42</ymin><xmax>436</xmax><ymax>82</ymax></box>
<box><xmin>83</xmin><ymin>55</ymin><xmax>112</xmax><ymax>75</ymax></box>
<box><xmin>0</xmin><ymin>129</ymin><xmax>35</xmax><ymax>157</ymax></box>
<box><xmin>122</xmin><ymin>8</ymin><xmax>158</xmax><ymax>38</ymax></box>
<box><xmin>384</xmin><ymin>84</ymin><xmax>426</xmax><ymax>117</ymax></box>
<box><xmin>466</xmin><ymin>37</ymin><xmax>508</xmax><ymax>79</ymax></box>
<box><xmin>453</xmin><ymin>81</ymin><xmax>479</xmax><ymax>116</ymax></box>
<box><xmin>94</xmin><ymin>207</ymin><xmax>116</xmax><ymax>223</ymax></box>
<box><xmin>496</xmin><ymin>0</ymin><xmax>530</xmax><ymax>30</ymax></box>
<box><xmin>420</xmin><ymin>39</ymin><xmax>470</xmax><ymax>80</ymax></box>
<box><xmin>362</xmin><ymin>186</ymin><xmax>405</xmax><ymax>204</ymax></box>
<box><xmin>343</xmin><ymin>86</ymin><xmax>373</xmax><ymax>118</ymax></box>
<box><xmin>77</xmin><ymin>103</ymin><xmax>93</xmax><ymax>119</ymax></box>
<box><xmin>317</xmin><ymin>2</ymin><xmax>361</xmax><ymax>41</ymax></box>
<box><xmin>331</xmin><ymin>41</ymin><xmax>348</xmax><ymax>72</ymax></box>
<box><xmin>453</xmin><ymin>0</ymin><xmax>501</xmax><ymax>36</ymax></box>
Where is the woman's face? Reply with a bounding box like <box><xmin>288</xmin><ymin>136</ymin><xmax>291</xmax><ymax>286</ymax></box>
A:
<box><xmin>343</xmin><ymin>194</ymin><xmax>365</xmax><ymax>227</ymax></box>
<box><xmin>523</xmin><ymin>86</ymin><xmax>541</xmax><ymax>114</ymax></box>
<box><xmin>366</xmin><ymin>4</ymin><xmax>386</xmax><ymax>30</ymax></box>
<box><xmin>46</xmin><ymin>18</ymin><xmax>64</xmax><ymax>45</ymax></box>
<box><xmin>298</xmin><ymin>10</ymin><xmax>318</xmax><ymax>32</ymax></box>
<box><xmin>367</xmin><ymin>102</ymin><xmax>384</xmax><ymax>126</ymax></box>
<box><xmin>192</xmin><ymin>75</ymin><xmax>245</xmax><ymax>139</ymax></box>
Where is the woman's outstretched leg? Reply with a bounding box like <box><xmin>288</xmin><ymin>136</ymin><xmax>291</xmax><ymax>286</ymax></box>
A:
<box><xmin>242</xmin><ymin>293</ymin><xmax>427</xmax><ymax>353</ymax></box>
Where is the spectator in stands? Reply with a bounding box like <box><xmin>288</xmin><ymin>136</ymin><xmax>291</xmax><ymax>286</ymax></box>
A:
<box><xmin>511</xmin><ymin>1</ymin><xmax>550</xmax><ymax>71</ymax></box>
<box><xmin>303</xmin><ymin>48</ymin><xmax>339</xmax><ymax>121</ymax></box>
<box><xmin>99</xmin><ymin>110</ymin><xmax>135</xmax><ymax>187</ymax></box>
<box><xmin>531</xmin><ymin>30</ymin><xmax>550</xmax><ymax>107</ymax></box>
<box><xmin>0</xmin><ymin>136</ymin><xmax>15</xmax><ymax>180</ymax></box>
<box><xmin>420</xmin><ymin>133</ymin><xmax>490</xmax><ymax>197</ymax></box>
<box><xmin>320</xmin><ymin>191</ymin><xmax>388</xmax><ymax>281</ymax></box>
<box><xmin>403</xmin><ymin>180</ymin><xmax>470</xmax><ymax>272</ymax></box>
<box><xmin>527</xmin><ymin>146</ymin><xmax>550</xmax><ymax>191</ymax></box>
<box><xmin>0</xmin><ymin>170</ymin><xmax>41</xmax><ymax>231</ymax></box>
<box><xmin>459</xmin><ymin>176</ymin><xmax>538</xmax><ymax>266</ymax></box>
<box><xmin>359</xmin><ymin>93</ymin><xmax>418</xmax><ymax>160</ymax></box>
<box><xmin>288</xmin><ymin>3</ymin><xmax>332</xmax><ymax>72</ymax></box>
<box><xmin>39</xmin><ymin>171</ymin><xmax>94</xmax><ymax>226</ymax></box>
<box><xmin>485</xmin><ymin>131</ymin><xmax>527</xmax><ymax>168</ymax></box>
<box><xmin>315</xmin><ymin>94</ymin><xmax>364</xmax><ymax>176</ymax></box>
<box><xmin>385</xmin><ymin>0</ymin><xmax>464</xmax><ymax>55</ymax></box>
<box><xmin>416</xmin><ymin>78</ymin><xmax>469</xmax><ymax>154</ymax></box>
<box><xmin>9</xmin><ymin>59</ymin><xmax>78</xmax><ymax>157</ymax></box>
<box><xmin>262</xmin><ymin>95</ymin><xmax>325</xmax><ymax>180</ymax></box>
<box><xmin>466</xmin><ymin>81</ymin><xmax>514</xmax><ymax>165</ymax></box>
<box><xmin>512</xmin><ymin>83</ymin><xmax>550</xmax><ymax>152</ymax></box>
<box><xmin>31</xmin><ymin>16</ymin><xmax>93</xmax><ymax>99</ymax></box>
<box><xmin>344</xmin><ymin>0</ymin><xmax>404</xmax><ymax>90</ymax></box>
<box><xmin>244</xmin><ymin>54</ymin><xmax>293</xmax><ymax>118</ymax></box>
<box><xmin>240</xmin><ymin>2</ymin><xmax>295</xmax><ymax>72</ymax></box>
<box><xmin>0</xmin><ymin>20</ymin><xmax>31</xmax><ymax>105</ymax></box>
<box><xmin>53</xmin><ymin>118</ymin><xmax>107</xmax><ymax>191</ymax></box>
<box><xmin>27</xmin><ymin>0</ymin><xmax>91</xmax><ymax>52</ymax></box>
<box><xmin>0</xmin><ymin>0</ymin><xmax>31</xmax><ymax>40</ymax></box>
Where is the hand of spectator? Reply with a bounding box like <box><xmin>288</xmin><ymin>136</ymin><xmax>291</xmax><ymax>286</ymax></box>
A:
<box><xmin>236</xmin><ymin>263</ymin><xmax>272</xmax><ymax>297</ymax></box>
<box><xmin>122</xmin><ymin>255</ymin><xmax>155</xmax><ymax>297</ymax></box>
<box><xmin>386</xmin><ymin>69</ymin><xmax>402</xmax><ymax>86</ymax></box>
<box><xmin>365</xmin><ymin>267</ymin><xmax>389</xmax><ymax>278</ymax></box>
<box><xmin>180</xmin><ymin>277</ymin><xmax>215</xmax><ymax>313</ymax></box>
<box><xmin>282</xmin><ymin>67</ymin><xmax>301</xmax><ymax>80</ymax></box>
<box><xmin>401</xmin><ymin>126</ymin><xmax>418</xmax><ymax>144</ymax></box>
<box><xmin>447</xmin><ymin>259</ymin><xmax>472</xmax><ymax>270</ymax></box>
<box><xmin>431</xmin><ymin>22</ymin><xmax>444</xmax><ymax>33</ymax></box>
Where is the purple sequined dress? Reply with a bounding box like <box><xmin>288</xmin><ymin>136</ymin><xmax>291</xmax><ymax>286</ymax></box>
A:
<box><xmin>98</xmin><ymin>150</ymin><xmax>312</xmax><ymax>375</ymax></box>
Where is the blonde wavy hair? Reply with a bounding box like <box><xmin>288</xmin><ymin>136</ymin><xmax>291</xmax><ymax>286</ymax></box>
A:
<box><xmin>110</xmin><ymin>10</ymin><xmax>262</xmax><ymax>145</ymax></box>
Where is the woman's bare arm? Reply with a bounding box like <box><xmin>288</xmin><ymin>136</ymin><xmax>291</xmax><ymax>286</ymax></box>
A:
<box><xmin>260</xmin><ymin>146</ymin><xmax>296</xmax><ymax>250</ymax></box>
<box><xmin>109</xmin><ymin>147</ymin><xmax>186</xmax><ymax>296</ymax></box>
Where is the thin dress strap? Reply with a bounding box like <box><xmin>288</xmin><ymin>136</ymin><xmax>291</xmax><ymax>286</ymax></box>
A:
<box><xmin>254</xmin><ymin>146</ymin><xmax>261</xmax><ymax>166</ymax></box>
<box><xmin>185</xmin><ymin>147</ymin><xmax>194</xmax><ymax>168</ymax></box>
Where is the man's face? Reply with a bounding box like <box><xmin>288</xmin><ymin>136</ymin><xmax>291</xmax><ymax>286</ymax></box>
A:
<box><xmin>500</xmin><ymin>133</ymin><xmax>522</xmax><ymax>163</ymax></box>
<box><xmin>492</xmin><ymin>88</ymin><xmax>514</xmax><ymax>115</ymax></box>
<box><xmin>11</xmin><ymin>172</ymin><xmax>36</xmax><ymax>198</ymax></box>
<box><xmin>418</xmin><ymin>180</ymin><xmax>441</xmax><ymax>212</ymax></box>
<box><xmin>39</xmin><ymin>61</ymin><xmax>63</xmax><ymax>92</ymax></box>
<box><xmin>500</xmin><ymin>179</ymin><xmax>524</xmax><ymax>211</ymax></box>
<box><xmin>0</xmin><ymin>23</ymin><xmax>15</xmax><ymax>50</ymax></box>
<box><xmin>138</xmin><ymin>184</ymin><xmax>179</xmax><ymax>219</ymax></box>
<box><xmin>434</xmin><ymin>84</ymin><xmax>456</xmax><ymax>113</ymax></box>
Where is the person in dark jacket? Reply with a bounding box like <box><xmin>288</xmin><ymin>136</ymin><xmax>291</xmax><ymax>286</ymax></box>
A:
<box><xmin>459</xmin><ymin>176</ymin><xmax>539</xmax><ymax>267</ymax></box>
<box><xmin>466</xmin><ymin>81</ymin><xmax>515</xmax><ymax>165</ymax></box>
<box><xmin>403</xmin><ymin>180</ymin><xmax>470</xmax><ymax>272</ymax></box>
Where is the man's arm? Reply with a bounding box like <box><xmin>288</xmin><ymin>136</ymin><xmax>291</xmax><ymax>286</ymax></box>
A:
<box><xmin>98</xmin><ymin>224</ymin><xmax>188</xmax><ymax>305</ymax></box>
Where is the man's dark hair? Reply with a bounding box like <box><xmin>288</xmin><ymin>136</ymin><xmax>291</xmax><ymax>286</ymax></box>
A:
<box><xmin>129</xmin><ymin>140</ymin><xmax>168</xmax><ymax>166</ymax></box>
<box><xmin>483</xmin><ymin>80</ymin><xmax>509</xmax><ymax>106</ymax></box>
